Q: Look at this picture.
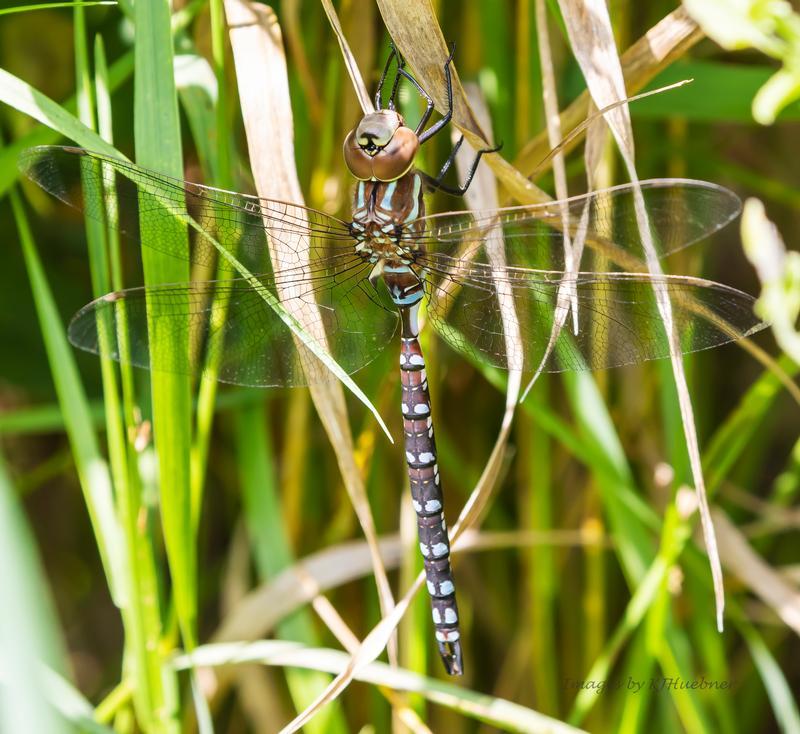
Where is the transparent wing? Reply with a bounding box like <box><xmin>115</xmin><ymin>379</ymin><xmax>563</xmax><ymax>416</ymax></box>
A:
<box><xmin>420</xmin><ymin>255</ymin><xmax>764</xmax><ymax>373</ymax></box>
<box><xmin>405</xmin><ymin>179</ymin><xmax>742</xmax><ymax>272</ymax></box>
<box><xmin>19</xmin><ymin>145</ymin><xmax>355</xmax><ymax>273</ymax></box>
<box><xmin>70</xmin><ymin>262</ymin><xmax>398</xmax><ymax>387</ymax></box>
<box><xmin>20</xmin><ymin>145</ymin><xmax>393</xmax><ymax>386</ymax></box>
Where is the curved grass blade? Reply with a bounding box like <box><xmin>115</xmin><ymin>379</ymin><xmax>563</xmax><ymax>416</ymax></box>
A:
<box><xmin>320</xmin><ymin>0</ymin><xmax>374</xmax><ymax>114</ymax></box>
<box><xmin>9</xmin><ymin>186</ymin><xmax>124</xmax><ymax>605</ymax></box>
<box><xmin>558</xmin><ymin>0</ymin><xmax>728</xmax><ymax>633</ymax></box>
<box><xmin>0</xmin><ymin>0</ymin><xmax>206</xmax><ymax>196</ymax></box>
<box><xmin>737</xmin><ymin>620</ymin><xmax>800</xmax><ymax>733</ymax></box>
<box><xmin>0</xmin><ymin>1</ymin><xmax>115</xmax><ymax>16</ymax></box>
<box><xmin>222</xmin><ymin>0</ymin><xmax>396</xmax><ymax>723</ymax></box>
<box><xmin>513</xmin><ymin>7</ymin><xmax>704</xmax><ymax>183</ymax></box>
<box><xmin>176</xmin><ymin>642</ymin><xmax>589</xmax><ymax>734</ymax></box>
<box><xmin>0</xmin><ymin>454</ymin><xmax>73</xmax><ymax>734</ymax></box>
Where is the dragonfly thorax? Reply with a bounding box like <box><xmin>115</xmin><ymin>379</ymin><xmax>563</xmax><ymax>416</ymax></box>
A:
<box><xmin>350</xmin><ymin>173</ymin><xmax>426</xmax><ymax>261</ymax></box>
<box><xmin>349</xmin><ymin>172</ymin><xmax>427</xmax><ymax>307</ymax></box>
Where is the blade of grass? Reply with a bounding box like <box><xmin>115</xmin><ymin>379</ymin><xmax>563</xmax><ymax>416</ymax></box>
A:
<box><xmin>39</xmin><ymin>667</ymin><xmax>118</xmax><ymax>734</ymax></box>
<box><xmin>736</xmin><ymin>619</ymin><xmax>800</xmax><ymax>733</ymax></box>
<box><xmin>683</xmin><ymin>566</ymin><xmax>736</xmax><ymax>734</ymax></box>
<box><xmin>0</xmin><ymin>1</ymin><xmax>116</xmax><ymax>16</ymax></box>
<box><xmin>0</xmin><ymin>0</ymin><xmax>207</xmax><ymax>195</ymax></box>
<box><xmin>223</xmin><ymin>0</ymin><xmax>396</xmax><ymax>663</ymax></box>
<box><xmin>174</xmin><ymin>38</ymin><xmax>227</xmax><ymax>534</ymax></box>
<box><xmin>319</xmin><ymin>0</ymin><xmax>373</xmax><ymax>114</ymax></box>
<box><xmin>0</xmin><ymin>453</ymin><xmax>72</xmax><ymax>734</ymax></box>
<box><xmin>0</xmin><ymin>67</ymin><xmax>125</xmax><ymax>157</ymax></box>
<box><xmin>471</xmin><ymin>344</ymin><xmax>797</xmax><ymax>727</ymax></box>
<box><xmin>234</xmin><ymin>401</ymin><xmax>349</xmax><ymax>734</ymax></box>
<box><xmin>559</xmin><ymin>0</ymin><xmax>726</xmax><ymax>634</ymax></box>
<box><xmin>94</xmin><ymin>33</ymin><xmax>178</xmax><ymax>732</ymax></box>
<box><xmin>133</xmin><ymin>0</ymin><xmax>196</xmax><ymax>654</ymax></box>
<box><xmin>644</xmin><ymin>500</ymin><xmax>713</xmax><ymax>734</ymax></box>
<box><xmin>176</xmin><ymin>642</ymin><xmax>590</xmax><ymax>734</ymax></box>
<box><xmin>449</xmin><ymin>84</ymin><xmax>522</xmax><ymax>537</ymax></box>
<box><xmin>712</xmin><ymin>509</ymin><xmax>800</xmax><ymax>635</ymax></box>
<box><xmin>513</xmin><ymin>7</ymin><xmax>703</xmax><ymax>185</ymax></box>
<box><xmin>0</xmin><ymin>401</ymin><xmax>105</xmax><ymax>434</ymax></box>
<box><xmin>9</xmin><ymin>181</ymin><xmax>124</xmax><ymax>606</ymax></box>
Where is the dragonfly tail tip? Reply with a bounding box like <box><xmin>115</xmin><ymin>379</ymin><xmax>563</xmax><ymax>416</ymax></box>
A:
<box><xmin>439</xmin><ymin>640</ymin><xmax>463</xmax><ymax>676</ymax></box>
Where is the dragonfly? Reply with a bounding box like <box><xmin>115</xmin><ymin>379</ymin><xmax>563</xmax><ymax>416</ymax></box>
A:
<box><xmin>20</xmin><ymin>46</ymin><xmax>764</xmax><ymax>676</ymax></box>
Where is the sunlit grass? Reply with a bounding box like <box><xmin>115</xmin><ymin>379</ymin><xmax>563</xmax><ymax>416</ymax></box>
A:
<box><xmin>0</xmin><ymin>0</ymin><xmax>799</xmax><ymax>732</ymax></box>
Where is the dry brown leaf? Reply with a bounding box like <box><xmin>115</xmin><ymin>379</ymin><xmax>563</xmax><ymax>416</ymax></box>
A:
<box><xmin>557</xmin><ymin>0</ymin><xmax>726</xmax><ymax>630</ymax></box>
<box><xmin>206</xmin><ymin>526</ymin><xmax>605</xmax><ymax>711</ymax></box>
<box><xmin>214</xmin><ymin>528</ymin><xmax>603</xmax><ymax>648</ymax></box>
<box><xmin>375</xmin><ymin>0</ymin><xmax>551</xmax><ymax>205</ymax></box>
<box><xmin>713</xmin><ymin>509</ymin><xmax>800</xmax><ymax>635</ymax></box>
<box><xmin>223</xmin><ymin>0</ymin><xmax>397</xmax><ymax>672</ymax></box>
<box><xmin>513</xmin><ymin>7</ymin><xmax>702</xmax><ymax>184</ymax></box>
<box><xmin>215</xmin><ymin>534</ymin><xmax>402</xmax><ymax>642</ymax></box>
<box><xmin>177</xmin><ymin>642</ymin><xmax>589</xmax><ymax>734</ymax></box>
<box><xmin>320</xmin><ymin>0</ymin><xmax>373</xmax><ymax>113</ymax></box>
<box><xmin>220</xmin><ymin>523</ymin><xmax>290</xmax><ymax>729</ymax></box>
<box><xmin>450</xmin><ymin>85</ymin><xmax>521</xmax><ymax>539</ymax></box>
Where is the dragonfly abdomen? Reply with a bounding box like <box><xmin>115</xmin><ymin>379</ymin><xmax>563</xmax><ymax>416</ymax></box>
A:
<box><xmin>400</xmin><ymin>312</ymin><xmax>463</xmax><ymax>675</ymax></box>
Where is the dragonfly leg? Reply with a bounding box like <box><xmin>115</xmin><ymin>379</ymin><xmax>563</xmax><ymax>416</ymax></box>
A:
<box><xmin>381</xmin><ymin>43</ymin><xmax>455</xmax><ymax>138</ymax></box>
<box><xmin>375</xmin><ymin>44</ymin><xmax>400</xmax><ymax>110</ymax></box>
<box><xmin>386</xmin><ymin>48</ymin><xmax>407</xmax><ymax>112</ymax></box>
<box><xmin>420</xmin><ymin>140</ymin><xmax>503</xmax><ymax>196</ymax></box>
<box><xmin>431</xmin><ymin>134</ymin><xmax>465</xmax><ymax>184</ymax></box>
<box><xmin>390</xmin><ymin>65</ymin><xmax>436</xmax><ymax>135</ymax></box>
<box><xmin>399</xmin><ymin>304</ymin><xmax>463</xmax><ymax>676</ymax></box>
<box><xmin>417</xmin><ymin>43</ymin><xmax>456</xmax><ymax>143</ymax></box>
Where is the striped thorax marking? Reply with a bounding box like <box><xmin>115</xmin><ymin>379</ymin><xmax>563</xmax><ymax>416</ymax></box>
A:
<box><xmin>350</xmin><ymin>174</ymin><xmax>425</xmax><ymax>267</ymax></box>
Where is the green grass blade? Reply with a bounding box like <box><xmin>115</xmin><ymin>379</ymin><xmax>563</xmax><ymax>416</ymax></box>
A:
<box><xmin>94</xmin><ymin>31</ymin><xmax>181</xmax><ymax>731</ymax></box>
<box><xmin>0</xmin><ymin>0</ymin><xmax>206</xmax><ymax>195</ymax></box>
<box><xmin>0</xmin><ymin>1</ymin><xmax>116</xmax><ymax>16</ymax></box>
<box><xmin>133</xmin><ymin>0</ymin><xmax>196</xmax><ymax>653</ymax></box>
<box><xmin>235</xmin><ymin>402</ymin><xmax>348</xmax><ymax>734</ymax></box>
<box><xmin>520</xmin><ymin>392</ymin><xmax>559</xmax><ymax>716</ymax></box>
<box><xmin>41</xmin><ymin>667</ymin><xmax>117</xmax><ymax>734</ymax></box>
<box><xmin>9</xmin><ymin>185</ymin><xmax>124</xmax><ymax>605</ymax></box>
<box><xmin>0</xmin><ymin>454</ymin><xmax>73</xmax><ymax>734</ymax></box>
<box><xmin>176</xmin><ymin>31</ymin><xmax>228</xmax><ymax>532</ymax></box>
<box><xmin>0</xmin><ymin>66</ymin><xmax>126</xmax><ymax>154</ymax></box>
<box><xmin>737</xmin><ymin>620</ymin><xmax>800</xmax><ymax>733</ymax></box>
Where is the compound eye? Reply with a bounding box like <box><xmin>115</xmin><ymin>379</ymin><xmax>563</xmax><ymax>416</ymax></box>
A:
<box><xmin>343</xmin><ymin>129</ymin><xmax>373</xmax><ymax>180</ymax></box>
<box><xmin>372</xmin><ymin>126</ymin><xmax>419</xmax><ymax>181</ymax></box>
<box><xmin>356</xmin><ymin>111</ymin><xmax>400</xmax><ymax>150</ymax></box>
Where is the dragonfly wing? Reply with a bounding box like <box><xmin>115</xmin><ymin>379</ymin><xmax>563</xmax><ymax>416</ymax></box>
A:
<box><xmin>407</xmin><ymin>179</ymin><xmax>741</xmax><ymax>272</ymax></box>
<box><xmin>19</xmin><ymin>145</ymin><xmax>355</xmax><ymax>274</ymax></box>
<box><xmin>420</xmin><ymin>255</ymin><xmax>765</xmax><ymax>374</ymax></box>
<box><xmin>69</xmin><ymin>261</ymin><xmax>398</xmax><ymax>388</ymax></box>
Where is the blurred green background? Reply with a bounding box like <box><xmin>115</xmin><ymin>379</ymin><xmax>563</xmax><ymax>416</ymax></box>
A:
<box><xmin>0</xmin><ymin>1</ymin><xmax>799</xmax><ymax>732</ymax></box>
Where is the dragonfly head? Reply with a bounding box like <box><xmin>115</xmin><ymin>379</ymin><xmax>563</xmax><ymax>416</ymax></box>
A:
<box><xmin>344</xmin><ymin>110</ymin><xmax>419</xmax><ymax>182</ymax></box>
